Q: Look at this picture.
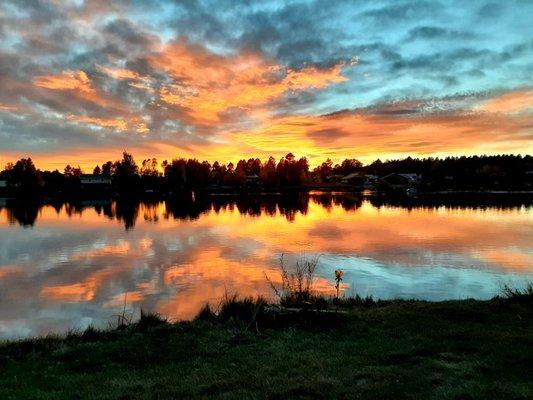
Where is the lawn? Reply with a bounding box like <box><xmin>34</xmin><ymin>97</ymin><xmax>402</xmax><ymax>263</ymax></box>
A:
<box><xmin>0</xmin><ymin>298</ymin><xmax>531</xmax><ymax>400</ymax></box>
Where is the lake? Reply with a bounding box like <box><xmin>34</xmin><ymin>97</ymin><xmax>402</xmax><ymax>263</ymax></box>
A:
<box><xmin>1</xmin><ymin>192</ymin><xmax>532</xmax><ymax>339</ymax></box>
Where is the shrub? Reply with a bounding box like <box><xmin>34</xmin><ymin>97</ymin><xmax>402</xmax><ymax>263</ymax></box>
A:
<box><xmin>265</xmin><ymin>254</ymin><xmax>320</xmax><ymax>307</ymax></box>
<box><xmin>135</xmin><ymin>309</ymin><xmax>168</xmax><ymax>331</ymax></box>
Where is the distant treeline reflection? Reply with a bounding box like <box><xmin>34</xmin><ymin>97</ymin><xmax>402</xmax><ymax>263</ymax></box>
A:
<box><xmin>2</xmin><ymin>192</ymin><xmax>532</xmax><ymax>229</ymax></box>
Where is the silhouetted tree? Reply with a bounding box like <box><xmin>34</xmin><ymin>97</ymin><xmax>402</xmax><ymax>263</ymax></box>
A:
<box><xmin>277</xmin><ymin>153</ymin><xmax>310</xmax><ymax>186</ymax></box>
<box><xmin>64</xmin><ymin>165</ymin><xmax>82</xmax><ymax>178</ymax></box>
<box><xmin>164</xmin><ymin>158</ymin><xmax>187</xmax><ymax>190</ymax></box>
<box><xmin>235</xmin><ymin>160</ymin><xmax>247</xmax><ymax>186</ymax></box>
<box><xmin>313</xmin><ymin>158</ymin><xmax>333</xmax><ymax>183</ymax></box>
<box><xmin>3</xmin><ymin>158</ymin><xmax>42</xmax><ymax>193</ymax></box>
<box><xmin>101</xmin><ymin>161</ymin><xmax>114</xmax><ymax>176</ymax></box>
<box><xmin>260</xmin><ymin>156</ymin><xmax>278</xmax><ymax>186</ymax></box>
<box><xmin>140</xmin><ymin>158</ymin><xmax>159</xmax><ymax>177</ymax></box>
<box><xmin>333</xmin><ymin>158</ymin><xmax>363</xmax><ymax>175</ymax></box>
<box><xmin>113</xmin><ymin>151</ymin><xmax>140</xmax><ymax>192</ymax></box>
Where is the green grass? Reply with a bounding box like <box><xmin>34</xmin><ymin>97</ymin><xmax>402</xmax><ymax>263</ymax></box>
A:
<box><xmin>0</xmin><ymin>297</ymin><xmax>532</xmax><ymax>400</ymax></box>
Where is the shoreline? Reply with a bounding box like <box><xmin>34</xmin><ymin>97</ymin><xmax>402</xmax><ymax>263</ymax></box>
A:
<box><xmin>1</xmin><ymin>187</ymin><xmax>532</xmax><ymax>200</ymax></box>
<box><xmin>1</xmin><ymin>295</ymin><xmax>531</xmax><ymax>399</ymax></box>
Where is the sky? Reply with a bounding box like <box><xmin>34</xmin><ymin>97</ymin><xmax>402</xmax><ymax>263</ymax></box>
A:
<box><xmin>0</xmin><ymin>0</ymin><xmax>532</xmax><ymax>171</ymax></box>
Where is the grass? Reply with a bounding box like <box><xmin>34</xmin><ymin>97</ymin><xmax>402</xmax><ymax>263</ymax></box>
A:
<box><xmin>499</xmin><ymin>283</ymin><xmax>533</xmax><ymax>304</ymax></box>
<box><xmin>0</xmin><ymin>294</ymin><xmax>532</xmax><ymax>400</ymax></box>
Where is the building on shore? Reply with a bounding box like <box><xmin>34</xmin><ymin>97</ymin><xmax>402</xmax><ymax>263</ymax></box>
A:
<box><xmin>80</xmin><ymin>175</ymin><xmax>112</xmax><ymax>192</ymax></box>
<box><xmin>245</xmin><ymin>174</ymin><xmax>261</xmax><ymax>186</ymax></box>
<box><xmin>341</xmin><ymin>172</ymin><xmax>365</xmax><ymax>186</ymax></box>
<box><xmin>341</xmin><ymin>173</ymin><xmax>379</xmax><ymax>189</ymax></box>
<box><xmin>0</xmin><ymin>180</ymin><xmax>7</xmax><ymax>197</ymax></box>
<box><xmin>379</xmin><ymin>173</ymin><xmax>421</xmax><ymax>195</ymax></box>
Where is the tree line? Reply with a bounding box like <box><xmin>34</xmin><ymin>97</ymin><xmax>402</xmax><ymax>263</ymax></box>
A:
<box><xmin>0</xmin><ymin>152</ymin><xmax>532</xmax><ymax>195</ymax></box>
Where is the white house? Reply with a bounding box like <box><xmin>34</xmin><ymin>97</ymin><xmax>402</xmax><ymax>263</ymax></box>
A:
<box><xmin>0</xmin><ymin>180</ymin><xmax>7</xmax><ymax>188</ymax></box>
<box><xmin>80</xmin><ymin>174</ymin><xmax>112</xmax><ymax>186</ymax></box>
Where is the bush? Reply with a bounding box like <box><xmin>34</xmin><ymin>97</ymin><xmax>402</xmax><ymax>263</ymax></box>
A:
<box><xmin>265</xmin><ymin>254</ymin><xmax>320</xmax><ymax>307</ymax></box>
<box><xmin>135</xmin><ymin>309</ymin><xmax>168</xmax><ymax>331</ymax></box>
<box><xmin>218</xmin><ymin>294</ymin><xmax>267</xmax><ymax>324</ymax></box>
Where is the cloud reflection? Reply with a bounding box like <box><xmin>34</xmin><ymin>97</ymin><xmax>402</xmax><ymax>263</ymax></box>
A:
<box><xmin>0</xmin><ymin>194</ymin><xmax>532</xmax><ymax>338</ymax></box>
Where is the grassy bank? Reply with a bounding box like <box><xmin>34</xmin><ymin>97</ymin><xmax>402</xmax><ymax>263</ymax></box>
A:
<box><xmin>0</xmin><ymin>294</ymin><xmax>532</xmax><ymax>400</ymax></box>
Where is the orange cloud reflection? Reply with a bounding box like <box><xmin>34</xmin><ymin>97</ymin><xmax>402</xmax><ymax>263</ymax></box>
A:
<box><xmin>1</xmin><ymin>196</ymin><xmax>531</xmax><ymax>338</ymax></box>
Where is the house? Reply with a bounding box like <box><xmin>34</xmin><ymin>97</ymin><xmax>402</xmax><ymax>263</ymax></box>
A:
<box><xmin>245</xmin><ymin>174</ymin><xmax>261</xmax><ymax>186</ymax></box>
<box><xmin>364</xmin><ymin>174</ymin><xmax>379</xmax><ymax>188</ymax></box>
<box><xmin>341</xmin><ymin>172</ymin><xmax>366</xmax><ymax>186</ymax></box>
<box><xmin>341</xmin><ymin>172</ymin><xmax>379</xmax><ymax>188</ymax></box>
<box><xmin>0</xmin><ymin>180</ymin><xmax>7</xmax><ymax>198</ymax></box>
<box><xmin>80</xmin><ymin>174</ymin><xmax>112</xmax><ymax>189</ymax></box>
<box><xmin>526</xmin><ymin>171</ymin><xmax>533</xmax><ymax>187</ymax></box>
<box><xmin>379</xmin><ymin>173</ymin><xmax>421</xmax><ymax>194</ymax></box>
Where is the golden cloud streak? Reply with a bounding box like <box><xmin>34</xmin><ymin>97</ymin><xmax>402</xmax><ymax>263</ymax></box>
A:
<box><xmin>34</xmin><ymin>70</ymin><xmax>93</xmax><ymax>92</ymax></box>
<box><xmin>66</xmin><ymin>115</ymin><xmax>128</xmax><ymax>131</ymax></box>
<box><xmin>152</xmin><ymin>41</ymin><xmax>348</xmax><ymax>123</ymax></box>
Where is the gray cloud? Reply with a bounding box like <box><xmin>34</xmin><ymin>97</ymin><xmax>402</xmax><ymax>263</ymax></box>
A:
<box><xmin>0</xmin><ymin>0</ymin><xmax>532</xmax><ymax>161</ymax></box>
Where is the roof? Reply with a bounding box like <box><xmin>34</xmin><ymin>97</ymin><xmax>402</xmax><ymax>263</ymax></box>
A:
<box><xmin>398</xmin><ymin>173</ymin><xmax>421</xmax><ymax>181</ymax></box>
<box><xmin>381</xmin><ymin>173</ymin><xmax>420</xmax><ymax>182</ymax></box>
<box><xmin>80</xmin><ymin>175</ymin><xmax>111</xmax><ymax>184</ymax></box>
<box><xmin>341</xmin><ymin>172</ymin><xmax>362</xmax><ymax>180</ymax></box>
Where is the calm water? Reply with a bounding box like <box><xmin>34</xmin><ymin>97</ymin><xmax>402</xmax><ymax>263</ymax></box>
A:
<box><xmin>1</xmin><ymin>192</ymin><xmax>532</xmax><ymax>339</ymax></box>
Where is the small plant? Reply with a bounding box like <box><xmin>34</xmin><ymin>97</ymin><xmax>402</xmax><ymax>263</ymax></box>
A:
<box><xmin>334</xmin><ymin>269</ymin><xmax>344</xmax><ymax>299</ymax></box>
<box><xmin>112</xmin><ymin>293</ymin><xmax>134</xmax><ymax>329</ymax></box>
<box><xmin>265</xmin><ymin>253</ymin><xmax>320</xmax><ymax>307</ymax></box>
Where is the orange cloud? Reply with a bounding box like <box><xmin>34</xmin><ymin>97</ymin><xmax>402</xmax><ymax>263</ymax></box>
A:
<box><xmin>34</xmin><ymin>70</ymin><xmax>93</xmax><ymax>92</ymax></box>
<box><xmin>477</xmin><ymin>90</ymin><xmax>533</xmax><ymax>113</ymax></box>
<box><xmin>65</xmin><ymin>114</ymin><xmax>150</xmax><ymax>134</ymax></box>
<box><xmin>98</xmin><ymin>66</ymin><xmax>143</xmax><ymax>80</ymax></box>
<box><xmin>0</xmin><ymin>103</ymin><xmax>20</xmax><ymax>112</ymax></box>
<box><xmin>152</xmin><ymin>41</ymin><xmax>348</xmax><ymax>123</ymax></box>
<box><xmin>66</xmin><ymin>114</ymin><xmax>128</xmax><ymax>131</ymax></box>
<box><xmin>128</xmin><ymin>81</ymin><xmax>154</xmax><ymax>92</ymax></box>
<box><xmin>98</xmin><ymin>65</ymin><xmax>153</xmax><ymax>92</ymax></box>
<box><xmin>33</xmin><ymin>69</ymin><xmax>116</xmax><ymax>108</ymax></box>
<box><xmin>41</xmin><ymin>282</ymin><xmax>96</xmax><ymax>302</ymax></box>
<box><xmin>228</xmin><ymin>102</ymin><xmax>533</xmax><ymax>164</ymax></box>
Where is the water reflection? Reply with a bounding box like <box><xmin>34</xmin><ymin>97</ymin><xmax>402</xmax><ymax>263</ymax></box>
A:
<box><xmin>0</xmin><ymin>193</ymin><xmax>532</xmax><ymax>338</ymax></box>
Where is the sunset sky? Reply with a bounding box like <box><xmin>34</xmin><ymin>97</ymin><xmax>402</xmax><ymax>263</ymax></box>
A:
<box><xmin>0</xmin><ymin>0</ymin><xmax>532</xmax><ymax>171</ymax></box>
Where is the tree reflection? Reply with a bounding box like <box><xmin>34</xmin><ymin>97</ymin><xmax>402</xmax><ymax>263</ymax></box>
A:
<box><xmin>4</xmin><ymin>200</ymin><xmax>40</xmax><ymax>227</ymax></box>
<box><xmin>2</xmin><ymin>192</ymin><xmax>531</xmax><ymax>228</ymax></box>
